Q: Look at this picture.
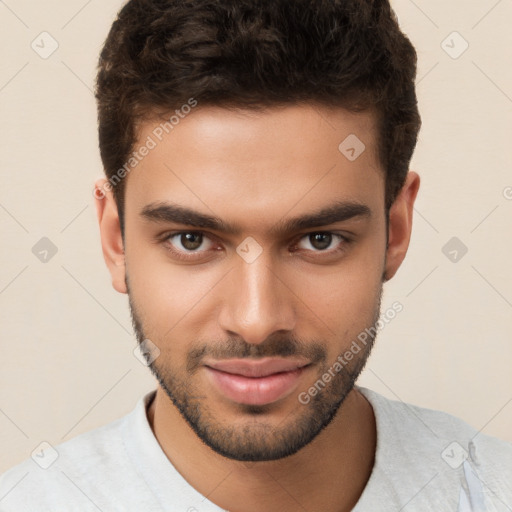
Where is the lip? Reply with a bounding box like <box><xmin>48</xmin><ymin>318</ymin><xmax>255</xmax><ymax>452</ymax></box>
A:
<box><xmin>204</xmin><ymin>357</ymin><xmax>310</xmax><ymax>406</ymax></box>
<box><xmin>205</xmin><ymin>357</ymin><xmax>311</xmax><ymax>377</ymax></box>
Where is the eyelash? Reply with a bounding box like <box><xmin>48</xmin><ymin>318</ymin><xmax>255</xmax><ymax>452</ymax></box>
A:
<box><xmin>160</xmin><ymin>231</ymin><xmax>352</xmax><ymax>262</ymax></box>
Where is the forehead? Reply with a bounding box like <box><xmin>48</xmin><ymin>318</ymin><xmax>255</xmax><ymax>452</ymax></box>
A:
<box><xmin>124</xmin><ymin>103</ymin><xmax>384</xmax><ymax>231</ymax></box>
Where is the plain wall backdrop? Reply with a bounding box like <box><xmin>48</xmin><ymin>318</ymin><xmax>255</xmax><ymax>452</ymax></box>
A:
<box><xmin>1</xmin><ymin>0</ymin><xmax>511</xmax><ymax>473</ymax></box>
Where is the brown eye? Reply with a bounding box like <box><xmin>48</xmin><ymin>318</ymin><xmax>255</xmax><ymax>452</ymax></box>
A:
<box><xmin>162</xmin><ymin>231</ymin><xmax>221</xmax><ymax>263</ymax></box>
<box><xmin>166</xmin><ymin>232</ymin><xmax>214</xmax><ymax>253</ymax></box>
<box><xmin>308</xmin><ymin>233</ymin><xmax>332</xmax><ymax>250</ymax></box>
<box><xmin>294</xmin><ymin>232</ymin><xmax>348</xmax><ymax>254</ymax></box>
<box><xmin>180</xmin><ymin>233</ymin><xmax>203</xmax><ymax>251</ymax></box>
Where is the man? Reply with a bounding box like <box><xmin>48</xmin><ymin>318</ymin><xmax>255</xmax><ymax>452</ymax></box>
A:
<box><xmin>1</xmin><ymin>0</ymin><xmax>511</xmax><ymax>510</ymax></box>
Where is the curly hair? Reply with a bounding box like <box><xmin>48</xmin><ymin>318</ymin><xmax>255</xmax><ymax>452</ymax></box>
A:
<box><xmin>95</xmin><ymin>0</ymin><xmax>421</xmax><ymax>231</ymax></box>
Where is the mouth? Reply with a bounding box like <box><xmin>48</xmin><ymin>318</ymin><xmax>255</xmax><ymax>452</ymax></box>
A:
<box><xmin>203</xmin><ymin>357</ymin><xmax>311</xmax><ymax>406</ymax></box>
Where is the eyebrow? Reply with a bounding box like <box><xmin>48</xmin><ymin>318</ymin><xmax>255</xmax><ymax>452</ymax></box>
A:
<box><xmin>140</xmin><ymin>200</ymin><xmax>371</xmax><ymax>237</ymax></box>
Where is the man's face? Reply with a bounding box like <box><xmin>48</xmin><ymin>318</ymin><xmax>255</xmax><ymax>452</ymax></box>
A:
<box><xmin>121</xmin><ymin>104</ymin><xmax>388</xmax><ymax>461</ymax></box>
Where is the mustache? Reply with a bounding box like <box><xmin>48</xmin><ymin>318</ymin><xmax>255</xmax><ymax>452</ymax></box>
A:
<box><xmin>186</xmin><ymin>335</ymin><xmax>327</xmax><ymax>373</ymax></box>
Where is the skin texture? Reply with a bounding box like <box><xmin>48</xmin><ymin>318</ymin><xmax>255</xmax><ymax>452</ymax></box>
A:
<box><xmin>95</xmin><ymin>103</ymin><xmax>420</xmax><ymax>512</ymax></box>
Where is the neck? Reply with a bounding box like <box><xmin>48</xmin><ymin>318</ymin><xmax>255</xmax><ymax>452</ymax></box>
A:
<box><xmin>147</xmin><ymin>387</ymin><xmax>376</xmax><ymax>512</ymax></box>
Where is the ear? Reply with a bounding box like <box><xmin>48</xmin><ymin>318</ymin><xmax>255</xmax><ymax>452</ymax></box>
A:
<box><xmin>93</xmin><ymin>179</ymin><xmax>127</xmax><ymax>294</ymax></box>
<box><xmin>384</xmin><ymin>171</ymin><xmax>420</xmax><ymax>281</ymax></box>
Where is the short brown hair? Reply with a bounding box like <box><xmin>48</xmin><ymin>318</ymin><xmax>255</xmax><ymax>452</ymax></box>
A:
<box><xmin>95</xmin><ymin>0</ymin><xmax>421</xmax><ymax>232</ymax></box>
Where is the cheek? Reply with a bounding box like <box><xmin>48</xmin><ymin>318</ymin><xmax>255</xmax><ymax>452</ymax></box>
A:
<box><xmin>289</xmin><ymin>240</ymin><xmax>385</xmax><ymax>336</ymax></box>
<box><xmin>125</xmin><ymin>242</ymin><xmax>227</xmax><ymax>341</ymax></box>
<box><xmin>293</xmin><ymin>272</ymin><xmax>381</xmax><ymax>345</ymax></box>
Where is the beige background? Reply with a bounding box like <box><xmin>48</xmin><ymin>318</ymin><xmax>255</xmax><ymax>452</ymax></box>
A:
<box><xmin>1</xmin><ymin>0</ymin><xmax>511</xmax><ymax>474</ymax></box>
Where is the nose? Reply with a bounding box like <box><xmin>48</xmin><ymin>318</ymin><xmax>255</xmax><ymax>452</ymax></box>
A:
<box><xmin>218</xmin><ymin>251</ymin><xmax>296</xmax><ymax>345</ymax></box>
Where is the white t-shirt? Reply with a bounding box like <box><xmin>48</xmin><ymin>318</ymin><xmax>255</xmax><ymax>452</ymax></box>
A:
<box><xmin>1</xmin><ymin>386</ymin><xmax>511</xmax><ymax>511</ymax></box>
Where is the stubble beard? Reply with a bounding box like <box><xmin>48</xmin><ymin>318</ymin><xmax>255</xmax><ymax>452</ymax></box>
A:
<box><xmin>128</xmin><ymin>283</ymin><xmax>381</xmax><ymax>462</ymax></box>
